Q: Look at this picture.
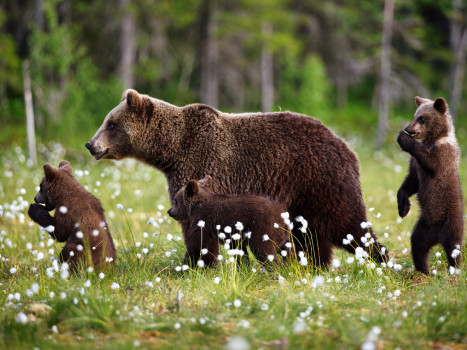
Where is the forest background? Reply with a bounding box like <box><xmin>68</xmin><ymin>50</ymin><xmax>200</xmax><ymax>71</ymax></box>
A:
<box><xmin>1</xmin><ymin>0</ymin><xmax>467</xmax><ymax>153</ymax></box>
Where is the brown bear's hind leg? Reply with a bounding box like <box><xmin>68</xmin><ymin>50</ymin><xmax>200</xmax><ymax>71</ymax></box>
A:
<box><xmin>411</xmin><ymin>218</ymin><xmax>437</xmax><ymax>274</ymax></box>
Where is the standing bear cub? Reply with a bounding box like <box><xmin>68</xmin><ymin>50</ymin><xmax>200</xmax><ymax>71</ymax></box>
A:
<box><xmin>28</xmin><ymin>161</ymin><xmax>116</xmax><ymax>272</ymax></box>
<box><xmin>86</xmin><ymin>89</ymin><xmax>388</xmax><ymax>268</ymax></box>
<box><xmin>397</xmin><ymin>97</ymin><xmax>464</xmax><ymax>274</ymax></box>
<box><xmin>167</xmin><ymin>176</ymin><xmax>290</xmax><ymax>265</ymax></box>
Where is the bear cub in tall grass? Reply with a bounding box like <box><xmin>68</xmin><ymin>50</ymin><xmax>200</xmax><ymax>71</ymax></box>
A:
<box><xmin>397</xmin><ymin>97</ymin><xmax>464</xmax><ymax>274</ymax></box>
<box><xmin>28</xmin><ymin>161</ymin><xmax>116</xmax><ymax>272</ymax></box>
<box><xmin>167</xmin><ymin>175</ymin><xmax>290</xmax><ymax>266</ymax></box>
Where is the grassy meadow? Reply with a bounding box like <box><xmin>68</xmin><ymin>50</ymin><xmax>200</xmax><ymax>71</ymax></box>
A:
<box><xmin>1</xmin><ymin>140</ymin><xmax>466</xmax><ymax>350</ymax></box>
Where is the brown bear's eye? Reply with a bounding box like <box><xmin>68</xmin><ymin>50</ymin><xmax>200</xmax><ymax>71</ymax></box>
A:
<box><xmin>418</xmin><ymin>116</ymin><xmax>425</xmax><ymax>124</ymax></box>
<box><xmin>107</xmin><ymin>123</ymin><xmax>115</xmax><ymax>131</ymax></box>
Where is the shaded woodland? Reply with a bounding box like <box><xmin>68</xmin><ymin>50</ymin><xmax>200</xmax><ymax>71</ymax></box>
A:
<box><xmin>1</xmin><ymin>0</ymin><xmax>466</xmax><ymax>149</ymax></box>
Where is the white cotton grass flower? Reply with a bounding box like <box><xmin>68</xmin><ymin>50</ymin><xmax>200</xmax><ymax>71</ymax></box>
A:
<box><xmin>262</xmin><ymin>234</ymin><xmax>269</xmax><ymax>242</ymax></box>
<box><xmin>84</xmin><ymin>280</ymin><xmax>91</xmax><ymax>288</ymax></box>
<box><xmin>99</xmin><ymin>272</ymin><xmax>105</xmax><ymax>279</ymax></box>
<box><xmin>244</xmin><ymin>231</ymin><xmax>252</xmax><ymax>239</ymax></box>
<box><xmin>226</xmin><ymin>336</ymin><xmax>250</xmax><ymax>350</ymax></box>
<box><xmin>274</xmin><ymin>223</ymin><xmax>279</xmax><ymax>228</ymax></box>
<box><xmin>116</xmin><ymin>203</ymin><xmax>124</xmax><ymax>210</ymax></box>
<box><xmin>281</xmin><ymin>212</ymin><xmax>290</xmax><ymax>220</ymax></box>
<box><xmin>9</xmin><ymin>267</ymin><xmax>17</xmax><ymax>274</ymax></box>
<box><xmin>213</xmin><ymin>277</ymin><xmax>221</xmax><ymax>284</ymax></box>
<box><xmin>285</xmin><ymin>242</ymin><xmax>292</xmax><ymax>249</ymax></box>
<box><xmin>232</xmin><ymin>233</ymin><xmax>241</xmax><ymax>241</ymax></box>
<box><xmin>166</xmin><ymin>233</ymin><xmax>173</xmax><ymax>241</ymax></box>
<box><xmin>197</xmin><ymin>220</ymin><xmax>205</xmax><ymax>228</ymax></box>
<box><xmin>233</xmin><ymin>299</ymin><xmax>241</xmax><ymax>308</ymax></box>
<box><xmin>293</xmin><ymin>318</ymin><xmax>307</xmax><ymax>334</ymax></box>
<box><xmin>224</xmin><ymin>226</ymin><xmax>232</xmax><ymax>234</ymax></box>
<box><xmin>201</xmin><ymin>248</ymin><xmax>208</xmax><ymax>255</ymax></box>
<box><xmin>281</xmin><ymin>250</ymin><xmax>287</xmax><ymax>257</ymax></box>
<box><xmin>360</xmin><ymin>221</ymin><xmax>372</xmax><ymax>229</ymax></box>
<box><xmin>332</xmin><ymin>258</ymin><xmax>341</xmax><ymax>268</ymax></box>
<box><xmin>44</xmin><ymin>225</ymin><xmax>55</xmax><ymax>233</ymax></box>
<box><xmin>218</xmin><ymin>232</ymin><xmax>226</xmax><ymax>240</ymax></box>
<box><xmin>197</xmin><ymin>260</ymin><xmax>205</xmax><ymax>268</ymax></box>
<box><xmin>16</xmin><ymin>312</ymin><xmax>28</xmax><ymax>324</ymax></box>
<box><xmin>59</xmin><ymin>206</ymin><xmax>68</xmax><ymax>214</ymax></box>
<box><xmin>110</xmin><ymin>282</ymin><xmax>120</xmax><ymax>290</ymax></box>
<box><xmin>174</xmin><ymin>322</ymin><xmax>181</xmax><ymax>329</ymax></box>
<box><xmin>235</xmin><ymin>221</ymin><xmax>244</xmax><ymax>231</ymax></box>
<box><xmin>76</xmin><ymin>231</ymin><xmax>83</xmax><ymax>239</ymax></box>
<box><xmin>267</xmin><ymin>255</ymin><xmax>274</xmax><ymax>262</ymax></box>
<box><xmin>451</xmin><ymin>249</ymin><xmax>460</xmax><ymax>258</ymax></box>
<box><xmin>311</xmin><ymin>275</ymin><xmax>325</xmax><ymax>289</ymax></box>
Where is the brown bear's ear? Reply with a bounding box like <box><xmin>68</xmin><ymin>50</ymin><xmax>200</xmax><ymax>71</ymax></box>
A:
<box><xmin>58</xmin><ymin>160</ymin><xmax>72</xmax><ymax>175</ymax></box>
<box><xmin>122</xmin><ymin>89</ymin><xmax>142</xmax><ymax>110</ymax></box>
<box><xmin>185</xmin><ymin>180</ymin><xmax>200</xmax><ymax>198</ymax></box>
<box><xmin>199</xmin><ymin>175</ymin><xmax>213</xmax><ymax>188</ymax></box>
<box><xmin>415</xmin><ymin>96</ymin><xmax>427</xmax><ymax>107</ymax></box>
<box><xmin>433</xmin><ymin>97</ymin><xmax>447</xmax><ymax>114</ymax></box>
<box><xmin>43</xmin><ymin>164</ymin><xmax>57</xmax><ymax>181</ymax></box>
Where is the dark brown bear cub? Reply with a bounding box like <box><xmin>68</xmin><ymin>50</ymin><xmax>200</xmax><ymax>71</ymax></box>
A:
<box><xmin>167</xmin><ymin>176</ymin><xmax>290</xmax><ymax>266</ymax></box>
<box><xmin>28</xmin><ymin>161</ymin><xmax>116</xmax><ymax>272</ymax></box>
<box><xmin>397</xmin><ymin>96</ymin><xmax>464</xmax><ymax>274</ymax></box>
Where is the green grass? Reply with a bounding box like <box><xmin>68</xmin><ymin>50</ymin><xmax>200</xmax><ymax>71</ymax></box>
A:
<box><xmin>1</xmin><ymin>141</ymin><xmax>466</xmax><ymax>350</ymax></box>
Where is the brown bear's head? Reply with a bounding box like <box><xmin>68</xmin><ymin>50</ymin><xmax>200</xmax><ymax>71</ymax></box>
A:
<box><xmin>34</xmin><ymin>161</ymin><xmax>73</xmax><ymax>211</ymax></box>
<box><xmin>85</xmin><ymin>89</ymin><xmax>141</xmax><ymax>161</ymax></box>
<box><xmin>167</xmin><ymin>175</ymin><xmax>214</xmax><ymax>221</ymax></box>
<box><xmin>404</xmin><ymin>97</ymin><xmax>453</xmax><ymax>142</ymax></box>
<box><xmin>85</xmin><ymin>89</ymin><xmax>184</xmax><ymax>166</ymax></box>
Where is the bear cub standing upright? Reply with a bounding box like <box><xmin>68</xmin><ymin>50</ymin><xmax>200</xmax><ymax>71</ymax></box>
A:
<box><xmin>167</xmin><ymin>175</ymin><xmax>291</xmax><ymax>266</ymax></box>
<box><xmin>397</xmin><ymin>96</ymin><xmax>464</xmax><ymax>274</ymax></box>
<box><xmin>28</xmin><ymin>161</ymin><xmax>116</xmax><ymax>272</ymax></box>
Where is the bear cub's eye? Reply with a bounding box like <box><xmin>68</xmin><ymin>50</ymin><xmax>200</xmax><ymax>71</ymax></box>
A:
<box><xmin>417</xmin><ymin>116</ymin><xmax>425</xmax><ymax>124</ymax></box>
<box><xmin>107</xmin><ymin>123</ymin><xmax>115</xmax><ymax>131</ymax></box>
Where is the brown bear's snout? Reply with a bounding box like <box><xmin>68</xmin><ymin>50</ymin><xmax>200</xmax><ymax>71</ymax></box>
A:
<box><xmin>167</xmin><ymin>208</ymin><xmax>174</xmax><ymax>218</ymax></box>
<box><xmin>85</xmin><ymin>141</ymin><xmax>92</xmax><ymax>150</ymax></box>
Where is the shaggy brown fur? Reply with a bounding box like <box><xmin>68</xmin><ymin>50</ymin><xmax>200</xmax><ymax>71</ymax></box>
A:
<box><xmin>28</xmin><ymin>161</ymin><xmax>116</xmax><ymax>272</ymax></box>
<box><xmin>397</xmin><ymin>96</ymin><xmax>464</xmax><ymax>274</ymax></box>
<box><xmin>167</xmin><ymin>176</ymin><xmax>290</xmax><ymax>265</ymax></box>
<box><xmin>86</xmin><ymin>89</ymin><xmax>388</xmax><ymax>267</ymax></box>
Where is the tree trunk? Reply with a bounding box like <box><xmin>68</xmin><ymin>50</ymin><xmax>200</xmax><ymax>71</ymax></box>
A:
<box><xmin>261</xmin><ymin>24</ymin><xmax>274</xmax><ymax>112</ymax></box>
<box><xmin>375</xmin><ymin>0</ymin><xmax>395</xmax><ymax>149</ymax></box>
<box><xmin>449</xmin><ymin>0</ymin><xmax>467</xmax><ymax>122</ymax></box>
<box><xmin>23</xmin><ymin>61</ymin><xmax>37</xmax><ymax>168</ymax></box>
<box><xmin>199</xmin><ymin>0</ymin><xmax>219</xmax><ymax>107</ymax></box>
<box><xmin>118</xmin><ymin>0</ymin><xmax>136</xmax><ymax>89</ymax></box>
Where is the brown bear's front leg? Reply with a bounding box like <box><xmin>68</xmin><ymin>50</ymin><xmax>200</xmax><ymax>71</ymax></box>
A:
<box><xmin>397</xmin><ymin>162</ymin><xmax>419</xmax><ymax>218</ymax></box>
<box><xmin>28</xmin><ymin>203</ymin><xmax>55</xmax><ymax>228</ymax></box>
<box><xmin>397</xmin><ymin>131</ymin><xmax>436</xmax><ymax>175</ymax></box>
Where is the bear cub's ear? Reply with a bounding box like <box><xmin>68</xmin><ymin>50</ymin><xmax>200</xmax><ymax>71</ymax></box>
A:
<box><xmin>122</xmin><ymin>89</ymin><xmax>142</xmax><ymax>110</ymax></box>
<box><xmin>43</xmin><ymin>164</ymin><xmax>58</xmax><ymax>181</ymax></box>
<box><xmin>185</xmin><ymin>180</ymin><xmax>200</xmax><ymax>198</ymax></box>
<box><xmin>198</xmin><ymin>175</ymin><xmax>213</xmax><ymax>188</ymax></box>
<box><xmin>433</xmin><ymin>97</ymin><xmax>447</xmax><ymax>114</ymax></box>
<box><xmin>415</xmin><ymin>96</ymin><xmax>428</xmax><ymax>107</ymax></box>
<box><xmin>58</xmin><ymin>160</ymin><xmax>73</xmax><ymax>175</ymax></box>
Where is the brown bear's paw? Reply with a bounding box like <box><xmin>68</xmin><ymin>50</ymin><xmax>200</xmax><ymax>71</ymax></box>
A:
<box><xmin>397</xmin><ymin>190</ymin><xmax>411</xmax><ymax>218</ymax></box>
<box><xmin>397</xmin><ymin>130</ymin><xmax>416</xmax><ymax>152</ymax></box>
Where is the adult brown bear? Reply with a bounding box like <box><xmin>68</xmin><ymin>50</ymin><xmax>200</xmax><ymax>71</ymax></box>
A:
<box><xmin>86</xmin><ymin>89</ymin><xmax>387</xmax><ymax>267</ymax></box>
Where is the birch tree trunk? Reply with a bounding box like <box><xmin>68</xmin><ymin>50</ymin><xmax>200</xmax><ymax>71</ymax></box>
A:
<box><xmin>23</xmin><ymin>61</ymin><xmax>37</xmax><ymax>168</ymax></box>
<box><xmin>118</xmin><ymin>0</ymin><xmax>136</xmax><ymax>89</ymax></box>
<box><xmin>375</xmin><ymin>0</ymin><xmax>395</xmax><ymax>149</ymax></box>
<box><xmin>261</xmin><ymin>24</ymin><xmax>274</xmax><ymax>112</ymax></box>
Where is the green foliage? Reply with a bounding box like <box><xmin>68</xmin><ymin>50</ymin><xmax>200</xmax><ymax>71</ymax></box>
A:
<box><xmin>278</xmin><ymin>53</ymin><xmax>331</xmax><ymax>117</ymax></box>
